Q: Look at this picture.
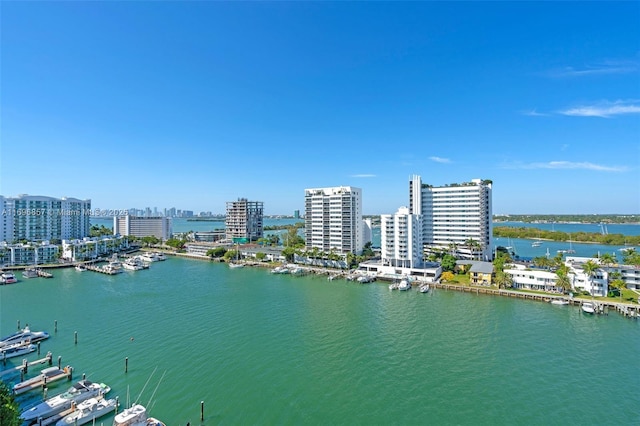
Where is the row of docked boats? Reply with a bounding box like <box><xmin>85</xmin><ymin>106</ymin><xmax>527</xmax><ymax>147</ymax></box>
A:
<box><xmin>0</xmin><ymin>326</ymin><xmax>50</xmax><ymax>361</ymax></box>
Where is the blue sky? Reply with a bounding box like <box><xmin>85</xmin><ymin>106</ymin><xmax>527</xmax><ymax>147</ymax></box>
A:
<box><xmin>2</xmin><ymin>2</ymin><xmax>639</xmax><ymax>215</ymax></box>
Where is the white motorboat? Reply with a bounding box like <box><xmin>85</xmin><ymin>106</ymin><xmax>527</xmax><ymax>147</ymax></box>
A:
<box><xmin>20</xmin><ymin>380</ymin><xmax>111</xmax><ymax>422</ymax></box>
<box><xmin>13</xmin><ymin>365</ymin><xmax>73</xmax><ymax>395</ymax></box>
<box><xmin>56</xmin><ymin>396</ymin><xmax>117</xmax><ymax>426</ymax></box>
<box><xmin>0</xmin><ymin>326</ymin><xmax>50</xmax><ymax>348</ymax></box>
<box><xmin>398</xmin><ymin>279</ymin><xmax>411</xmax><ymax>291</ymax></box>
<box><xmin>389</xmin><ymin>283</ymin><xmax>398</xmax><ymax>290</ymax></box>
<box><xmin>531</xmin><ymin>241</ymin><xmax>542</xmax><ymax>247</ymax></box>
<box><xmin>113</xmin><ymin>404</ymin><xmax>166</xmax><ymax>426</ymax></box>
<box><xmin>1</xmin><ymin>272</ymin><xmax>18</xmax><ymax>284</ymax></box>
<box><xmin>581</xmin><ymin>302</ymin><xmax>596</xmax><ymax>314</ymax></box>
<box><xmin>153</xmin><ymin>252</ymin><xmax>167</xmax><ymax>261</ymax></box>
<box><xmin>357</xmin><ymin>275</ymin><xmax>374</xmax><ymax>283</ymax></box>
<box><xmin>270</xmin><ymin>266</ymin><xmax>290</xmax><ymax>274</ymax></box>
<box><xmin>228</xmin><ymin>262</ymin><xmax>244</xmax><ymax>269</ymax></box>
<box><xmin>419</xmin><ymin>284</ymin><xmax>430</xmax><ymax>293</ymax></box>
<box><xmin>23</xmin><ymin>268</ymin><xmax>39</xmax><ymax>279</ymax></box>
<box><xmin>0</xmin><ymin>342</ymin><xmax>36</xmax><ymax>359</ymax></box>
<box><xmin>123</xmin><ymin>258</ymin><xmax>145</xmax><ymax>271</ymax></box>
<box><xmin>551</xmin><ymin>299</ymin><xmax>569</xmax><ymax>306</ymax></box>
<box><xmin>75</xmin><ymin>264</ymin><xmax>87</xmax><ymax>272</ymax></box>
<box><xmin>139</xmin><ymin>252</ymin><xmax>160</xmax><ymax>263</ymax></box>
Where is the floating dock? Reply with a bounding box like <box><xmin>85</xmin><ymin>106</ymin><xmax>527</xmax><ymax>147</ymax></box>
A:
<box><xmin>13</xmin><ymin>365</ymin><xmax>73</xmax><ymax>395</ymax></box>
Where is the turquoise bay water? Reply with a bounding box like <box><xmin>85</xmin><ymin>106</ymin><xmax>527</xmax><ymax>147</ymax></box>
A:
<box><xmin>1</xmin><ymin>257</ymin><xmax>639</xmax><ymax>425</ymax></box>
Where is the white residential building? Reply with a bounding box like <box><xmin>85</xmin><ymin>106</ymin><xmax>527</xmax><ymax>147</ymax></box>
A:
<box><xmin>62</xmin><ymin>236</ymin><xmax>130</xmax><ymax>261</ymax></box>
<box><xmin>0</xmin><ymin>241</ymin><xmax>60</xmax><ymax>266</ymax></box>
<box><xmin>0</xmin><ymin>194</ymin><xmax>91</xmax><ymax>242</ymax></box>
<box><xmin>505</xmin><ymin>256</ymin><xmax>611</xmax><ymax>297</ymax></box>
<box><xmin>304</xmin><ymin>186</ymin><xmax>363</xmax><ymax>255</ymax></box>
<box><xmin>380</xmin><ymin>206</ymin><xmax>424</xmax><ymax>269</ymax></box>
<box><xmin>409</xmin><ymin>175</ymin><xmax>493</xmax><ymax>261</ymax></box>
<box><xmin>225</xmin><ymin>198</ymin><xmax>264</xmax><ymax>242</ymax></box>
<box><xmin>113</xmin><ymin>216</ymin><xmax>172</xmax><ymax>241</ymax></box>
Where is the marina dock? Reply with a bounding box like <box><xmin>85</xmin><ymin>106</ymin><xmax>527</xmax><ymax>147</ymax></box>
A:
<box><xmin>84</xmin><ymin>264</ymin><xmax>119</xmax><ymax>275</ymax></box>
<box><xmin>0</xmin><ymin>352</ymin><xmax>53</xmax><ymax>377</ymax></box>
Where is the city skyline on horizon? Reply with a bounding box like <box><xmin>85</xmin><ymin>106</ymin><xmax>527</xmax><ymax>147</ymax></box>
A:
<box><xmin>2</xmin><ymin>2</ymin><xmax>639</xmax><ymax>215</ymax></box>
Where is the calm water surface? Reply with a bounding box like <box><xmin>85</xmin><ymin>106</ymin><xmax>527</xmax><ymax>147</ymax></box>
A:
<box><xmin>1</xmin><ymin>257</ymin><xmax>638</xmax><ymax>425</ymax></box>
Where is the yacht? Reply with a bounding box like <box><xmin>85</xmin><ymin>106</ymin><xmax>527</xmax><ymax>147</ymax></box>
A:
<box><xmin>55</xmin><ymin>396</ymin><xmax>117</xmax><ymax>426</ymax></box>
<box><xmin>139</xmin><ymin>252</ymin><xmax>160</xmax><ymax>263</ymax></box>
<box><xmin>550</xmin><ymin>299</ymin><xmax>569</xmax><ymax>306</ymax></box>
<box><xmin>123</xmin><ymin>257</ymin><xmax>145</xmax><ymax>271</ymax></box>
<box><xmin>13</xmin><ymin>365</ymin><xmax>73</xmax><ymax>395</ymax></box>
<box><xmin>75</xmin><ymin>264</ymin><xmax>87</xmax><ymax>272</ymax></box>
<box><xmin>0</xmin><ymin>325</ymin><xmax>50</xmax><ymax>348</ymax></box>
<box><xmin>113</xmin><ymin>404</ymin><xmax>166</xmax><ymax>426</ymax></box>
<box><xmin>23</xmin><ymin>268</ymin><xmax>39</xmax><ymax>279</ymax></box>
<box><xmin>419</xmin><ymin>284</ymin><xmax>430</xmax><ymax>293</ymax></box>
<box><xmin>20</xmin><ymin>380</ymin><xmax>111</xmax><ymax>423</ymax></box>
<box><xmin>0</xmin><ymin>342</ymin><xmax>36</xmax><ymax>359</ymax></box>
<box><xmin>398</xmin><ymin>279</ymin><xmax>411</xmax><ymax>291</ymax></box>
<box><xmin>1</xmin><ymin>272</ymin><xmax>18</xmax><ymax>284</ymax></box>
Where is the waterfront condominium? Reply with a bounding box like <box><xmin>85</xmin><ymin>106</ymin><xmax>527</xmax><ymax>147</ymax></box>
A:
<box><xmin>409</xmin><ymin>175</ymin><xmax>493</xmax><ymax>261</ymax></box>
<box><xmin>0</xmin><ymin>194</ymin><xmax>91</xmax><ymax>243</ymax></box>
<box><xmin>380</xmin><ymin>206</ymin><xmax>424</xmax><ymax>269</ymax></box>
<box><xmin>113</xmin><ymin>215</ymin><xmax>172</xmax><ymax>241</ymax></box>
<box><xmin>304</xmin><ymin>186</ymin><xmax>363</xmax><ymax>255</ymax></box>
<box><xmin>225</xmin><ymin>198</ymin><xmax>264</xmax><ymax>242</ymax></box>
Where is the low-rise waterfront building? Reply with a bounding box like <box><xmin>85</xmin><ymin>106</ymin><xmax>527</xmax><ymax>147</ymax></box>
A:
<box><xmin>61</xmin><ymin>236</ymin><xmax>130</xmax><ymax>261</ymax></box>
<box><xmin>0</xmin><ymin>241</ymin><xmax>60</xmax><ymax>267</ymax></box>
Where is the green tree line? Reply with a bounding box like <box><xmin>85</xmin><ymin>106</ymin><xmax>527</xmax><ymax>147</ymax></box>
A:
<box><xmin>493</xmin><ymin>226</ymin><xmax>640</xmax><ymax>246</ymax></box>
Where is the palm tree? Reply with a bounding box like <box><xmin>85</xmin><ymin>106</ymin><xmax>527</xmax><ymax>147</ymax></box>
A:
<box><xmin>555</xmin><ymin>264</ymin><xmax>572</xmax><ymax>294</ymax></box>
<box><xmin>582</xmin><ymin>260</ymin><xmax>600</xmax><ymax>297</ymax></box>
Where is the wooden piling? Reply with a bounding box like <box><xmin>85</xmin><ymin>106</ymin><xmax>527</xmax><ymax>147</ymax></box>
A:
<box><xmin>201</xmin><ymin>401</ymin><xmax>204</xmax><ymax>421</ymax></box>
<box><xmin>125</xmin><ymin>357</ymin><xmax>128</xmax><ymax>373</ymax></box>
<box><xmin>58</xmin><ymin>356</ymin><xmax>62</xmax><ymax>369</ymax></box>
<box><xmin>37</xmin><ymin>341</ymin><xmax>41</xmax><ymax>355</ymax></box>
<box><xmin>74</xmin><ymin>331</ymin><xmax>78</xmax><ymax>345</ymax></box>
<box><xmin>54</xmin><ymin>320</ymin><xmax>58</xmax><ymax>333</ymax></box>
<box><xmin>17</xmin><ymin>320</ymin><xmax>20</xmax><ymax>330</ymax></box>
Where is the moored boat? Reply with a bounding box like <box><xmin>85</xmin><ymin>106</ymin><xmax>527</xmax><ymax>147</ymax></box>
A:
<box><xmin>113</xmin><ymin>404</ymin><xmax>166</xmax><ymax>426</ymax></box>
<box><xmin>13</xmin><ymin>366</ymin><xmax>73</xmax><ymax>395</ymax></box>
<box><xmin>23</xmin><ymin>268</ymin><xmax>39</xmax><ymax>279</ymax></box>
<box><xmin>55</xmin><ymin>396</ymin><xmax>117</xmax><ymax>426</ymax></box>
<box><xmin>0</xmin><ymin>326</ymin><xmax>50</xmax><ymax>348</ymax></box>
<box><xmin>1</xmin><ymin>272</ymin><xmax>18</xmax><ymax>284</ymax></box>
<box><xmin>20</xmin><ymin>380</ymin><xmax>111</xmax><ymax>422</ymax></box>
<box><xmin>551</xmin><ymin>299</ymin><xmax>569</xmax><ymax>305</ymax></box>
<box><xmin>123</xmin><ymin>257</ymin><xmax>145</xmax><ymax>271</ymax></box>
<box><xmin>397</xmin><ymin>279</ymin><xmax>411</xmax><ymax>291</ymax></box>
<box><xmin>419</xmin><ymin>284</ymin><xmax>430</xmax><ymax>293</ymax></box>
<box><xmin>75</xmin><ymin>264</ymin><xmax>87</xmax><ymax>272</ymax></box>
<box><xmin>228</xmin><ymin>262</ymin><xmax>244</xmax><ymax>269</ymax></box>
<box><xmin>581</xmin><ymin>302</ymin><xmax>596</xmax><ymax>314</ymax></box>
<box><xmin>0</xmin><ymin>342</ymin><xmax>36</xmax><ymax>359</ymax></box>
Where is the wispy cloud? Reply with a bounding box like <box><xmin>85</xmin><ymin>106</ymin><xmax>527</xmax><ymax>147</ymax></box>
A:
<box><xmin>503</xmin><ymin>161</ymin><xmax>628</xmax><ymax>172</ymax></box>
<box><xmin>429</xmin><ymin>156</ymin><xmax>451</xmax><ymax>164</ymax></box>
<box><xmin>546</xmin><ymin>60</ymin><xmax>639</xmax><ymax>77</ymax></box>
<box><xmin>521</xmin><ymin>109</ymin><xmax>549</xmax><ymax>117</ymax></box>
<box><xmin>350</xmin><ymin>174</ymin><xmax>376</xmax><ymax>178</ymax></box>
<box><xmin>559</xmin><ymin>100</ymin><xmax>640</xmax><ymax>118</ymax></box>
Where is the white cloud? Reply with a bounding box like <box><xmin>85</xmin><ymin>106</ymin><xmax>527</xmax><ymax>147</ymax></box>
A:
<box><xmin>522</xmin><ymin>109</ymin><xmax>549</xmax><ymax>117</ymax></box>
<box><xmin>504</xmin><ymin>160</ymin><xmax>628</xmax><ymax>172</ymax></box>
<box><xmin>546</xmin><ymin>60</ymin><xmax>639</xmax><ymax>77</ymax></box>
<box><xmin>350</xmin><ymin>174</ymin><xmax>376</xmax><ymax>178</ymax></box>
<box><xmin>429</xmin><ymin>156</ymin><xmax>451</xmax><ymax>164</ymax></box>
<box><xmin>560</xmin><ymin>100</ymin><xmax>640</xmax><ymax>118</ymax></box>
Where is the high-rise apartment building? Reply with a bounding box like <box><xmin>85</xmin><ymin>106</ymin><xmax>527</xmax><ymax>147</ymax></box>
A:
<box><xmin>0</xmin><ymin>195</ymin><xmax>91</xmax><ymax>243</ymax></box>
<box><xmin>113</xmin><ymin>216</ymin><xmax>172</xmax><ymax>241</ymax></box>
<box><xmin>225</xmin><ymin>198</ymin><xmax>264</xmax><ymax>242</ymax></box>
<box><xmin>409</xmin><ymin>175</ymin><xmax>493</xmax><ymax>260</ymax></box>
<box><xmin>304</xmin><ymin>186</ymin><xmax>363</xmax><ymax>255</ymax></box>
<box><xmin>380</xmin><ymin>206</ymin><xmax>424</xmax><ymax>269</ymax></box>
